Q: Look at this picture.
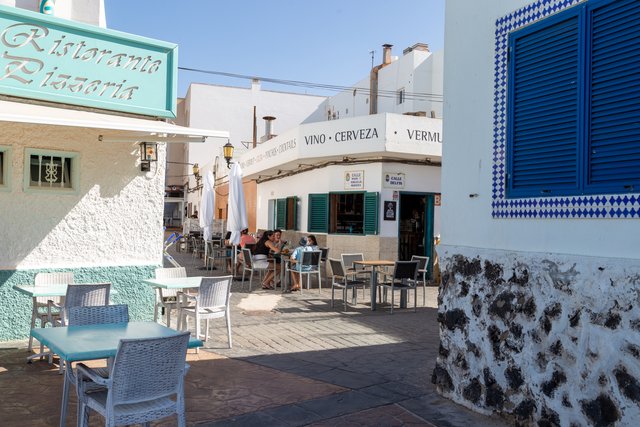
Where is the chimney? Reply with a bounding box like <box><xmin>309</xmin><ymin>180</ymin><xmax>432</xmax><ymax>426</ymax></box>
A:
<box><xmin>382</xmin><ymin>44</ymin><xmax>393</xmax><ymax>65</ymax></box>
<box><xmin>262</xmin><ymin>116</ymin><xmax>276</xmax><ymax>142</ymax></box>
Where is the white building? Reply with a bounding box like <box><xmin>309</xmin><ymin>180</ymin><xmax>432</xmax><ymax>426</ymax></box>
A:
<box><xmin>239</xmin><ymin>43</ymin><xmax>443</xmax><ymax>264</ymax></box>
<box><xmin>169</xmin><ymin>81</ymin><xmax>326</xmax><ymax>230</ymax></box>
<box><xmin>435</xmin><ymin>1</ymin><xmax>640</xmax><ymax>425</ymax></box>
<box><xmin>0</xmin><ymin>1</ymin><xmax>224</xmax><ymax>341</ymax></box>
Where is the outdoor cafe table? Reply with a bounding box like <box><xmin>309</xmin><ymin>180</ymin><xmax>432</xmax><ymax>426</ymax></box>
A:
<box><xmin>31</xmin><ymin>321</ymin><xmax>202</xmax><ymax>427</ymax></box>
<box><xmin>352</xmin><ymin>260</ymin><xmax>397</xmax><ymax>311</ymax></box>
<box><xmin>142</xmin><ymin>276</ymin><xmax>204</xmax><ymax>290</ymax></box>
<box><xmin>13</xmin><ymin>284</ymin><xmax>118</xmax><ymax>362</ymax></box>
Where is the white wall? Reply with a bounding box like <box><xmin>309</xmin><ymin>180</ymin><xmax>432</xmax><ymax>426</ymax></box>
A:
<box><xmin>442</xmin><ymin>0</ymin><xmax>639</xmax><ymax>260</ymax></box>
<box><xmin>182</xmin><ymin>82</ymin><xmax>326</xmax><ymax>210</ymax></box>
<box><xmin>305</xmin><ymin>47</ymin><xmax>444</xmax><ymax>124</ymax></box>
<box><xmin>256</xmin><ymin>163</ymin><xmax>440</xmax><ymax>238</ymax></box>
<box><xmin>2</xmin><ymin>0</ymin><xmax>107</xmax><ymax>27</ymax></box>
<box><xmin>0</xmin><ymin>123</ymin><xmax>164</xmax><ymax>269</ymax></box>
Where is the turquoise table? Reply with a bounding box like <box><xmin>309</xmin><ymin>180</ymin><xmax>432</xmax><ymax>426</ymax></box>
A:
<box><xmin>14</xmin><ymin>284</ymin><xmax>119</xmax><ymax>362</ymax></box>
<box><xmin>142</xmin><ymin>276</ymin><xmax>203</xmax><ymax>289</ymax></box>
<box><xmin>31</xmin><ymin>321</ymin><xmax>202</xmax><ymax>427</ymax></box>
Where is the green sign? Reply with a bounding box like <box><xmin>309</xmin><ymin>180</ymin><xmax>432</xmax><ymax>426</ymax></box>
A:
<box><xmin>0</xmin><ymin>5</ymin><xmax>177</xmax><ymax>117</ymax></box>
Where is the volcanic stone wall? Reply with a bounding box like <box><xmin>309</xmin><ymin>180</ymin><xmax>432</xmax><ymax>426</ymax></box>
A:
<box><xmin>433</xmin><ymin>246</ymin><xmax>640</xmax><ymax>426</ymax></box>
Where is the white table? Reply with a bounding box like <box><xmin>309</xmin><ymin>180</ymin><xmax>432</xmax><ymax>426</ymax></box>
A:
<box><xmin>143</xmin><ymin>276</ymin><xmax>204</xmax><ymax>329</ymax></box>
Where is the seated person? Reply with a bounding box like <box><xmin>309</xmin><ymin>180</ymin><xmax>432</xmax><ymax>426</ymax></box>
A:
<box><xmin>289</xmin><ymin>235</ymin><xmax>319</xmax><ymax>291</ymax></box>
<box><xmin>253</xmin><ymin>230</ymin><xmax>281</xmax><ymax>290</ymax></box>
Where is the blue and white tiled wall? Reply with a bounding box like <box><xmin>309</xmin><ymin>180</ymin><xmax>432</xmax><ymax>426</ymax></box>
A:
<box><xmin>492</xmin><ymin>0</ymin><xmax>640</xmax><ymax>218</ymax></box>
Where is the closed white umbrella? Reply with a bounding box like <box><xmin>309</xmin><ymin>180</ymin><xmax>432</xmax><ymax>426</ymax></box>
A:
<box><xmin>199</xmin><ymin>170</ymin><xmax>215</xmax><ymax>266</ymax></box>
<box><xmin>226</xmin><ymin>163</ymin><xmax>248</xmax><ymax>272</ymax></box>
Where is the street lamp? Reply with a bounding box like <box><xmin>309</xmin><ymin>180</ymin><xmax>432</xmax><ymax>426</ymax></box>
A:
<box><xmin>223</xmin><ymin>142</ymin><xmax>234</xmax><ymax>168</ymax></box>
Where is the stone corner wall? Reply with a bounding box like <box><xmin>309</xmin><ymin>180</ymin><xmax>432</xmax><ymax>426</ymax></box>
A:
<box><xmin>432</xmin><ymin>245</ymin><xmax>640</xmax><ymax>426</ymax></box>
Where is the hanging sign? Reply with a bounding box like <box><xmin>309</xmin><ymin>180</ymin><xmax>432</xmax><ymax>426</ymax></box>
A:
<box><xmin>383</xmin><ymin>172</ymin><xmax>405</xmax><ymax>188</ymax></box>
<box><xmin>0</xmin><ymin>5</ymin><xmax>177</xmax><ymax>117</ymax></box>
<box><xmin>344</xmin><ymin>170</ymin><xmax>364</xmax><ymax>190</ymax></box>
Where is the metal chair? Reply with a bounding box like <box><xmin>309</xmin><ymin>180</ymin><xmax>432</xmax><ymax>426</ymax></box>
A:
<box><xmin>319</xmin><ymin>247</ymin><xmax>330</xmax><ymax>282</ymax></box>
<box><xmin>28</xmin><ymin>272</ymin><xmax>74</xmax><ymax>357</ymax></box>
<box><xmin>341</xmin><ymin>253</ymin><xmax>372</xmax><ymax>281</ymax></box>
<box><xmin>329</xmin><ymin>258</ymin><xmax>368</xmax><ymax>310</ymax></box>
<box><xmin>410</xmin><ymin>255</ymin><xmax>430</xmax><ymax>306</ymax></box>
<box><xmin>153</xmin><ymin>267</ymin><xmax>187</xmax><ymax>328</ymax></box>
<box><xmin>378</xmin><ymin>261</ymin><xmax>420</xmax><ymax>313</ymax></box>
<box><xmin>241</xmin><ymin>248</ymin><xmax>270</xmax><ymax>291</ymax></box>
<box><xmin>287</xmin><ymin>250</ymin><xmax>322</xmax><ymax>294</ymax></box>
<box><xmin>76</xmin><ymin>332</ymin><xmax>191</xmax><ymax>427</ymax></box>
<box><xmin>179</xmin><ymin>276</ymin><xmax>233</xmax><ymax>349</ymax></box>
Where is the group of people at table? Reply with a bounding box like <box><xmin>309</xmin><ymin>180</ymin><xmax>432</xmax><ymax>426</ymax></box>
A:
<box><xmin>235</xmin><ymin>228</ymin><xmax>318</xmax><ymax>292</ymax></box>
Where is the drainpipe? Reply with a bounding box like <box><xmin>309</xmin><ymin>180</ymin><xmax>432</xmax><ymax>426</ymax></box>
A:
<box><xmin>370</xmin><ymin>44</ymin><xmax>393</xmax><ymax>115</ymax></box>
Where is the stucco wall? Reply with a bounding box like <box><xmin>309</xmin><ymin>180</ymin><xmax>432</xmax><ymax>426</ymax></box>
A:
<box><xmin>442</xmin><ymin>0</ymin><xmax>639</xmax><ymax>260</ymax></box>
<box><xmin>0</xmin><ymin>123</ymin><xmax>165</xmax><ymax>269</ymax></box>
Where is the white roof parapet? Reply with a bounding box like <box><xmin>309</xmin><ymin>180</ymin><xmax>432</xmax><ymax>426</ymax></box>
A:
<box><xmin>239</xmin><ymin>113</ymin><xmax>442</xmax><ymax>179</ymax></box>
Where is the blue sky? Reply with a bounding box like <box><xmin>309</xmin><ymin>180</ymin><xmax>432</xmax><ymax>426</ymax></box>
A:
<box><xmin>105</xmin><ymin>0</ymin><xmax>445</xmax><ymax>98</ymax></box>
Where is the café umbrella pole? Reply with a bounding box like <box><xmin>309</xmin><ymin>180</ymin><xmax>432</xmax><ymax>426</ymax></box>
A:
<box><xmin>199</xmin><ymin>170</ymin><xmax>215</xmax><ymax>268</ymax></box>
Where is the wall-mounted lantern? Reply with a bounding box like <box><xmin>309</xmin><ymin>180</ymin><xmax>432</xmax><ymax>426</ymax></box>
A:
<box><xmin>222</xmin><ymin>141</ymin><xmax>234</xmax><ymax>168</ymax></box>
<box><xmin>139</xmin><ymin>142</ymin><xmax>158</xmax><ymax>172</ymax></box>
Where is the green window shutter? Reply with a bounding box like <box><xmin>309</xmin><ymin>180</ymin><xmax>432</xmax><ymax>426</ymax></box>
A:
<box><xmin>276</xmin><ymin>198</ymin><xmax>287</xmax><ymax>229</ymax></box>
<box><xmin>364</xmin><ymin>192</ymin><xmax>379</xmax><ymax>235</ymax></box>
<box><xmin>308</xmin><ymin>193</ymin><xmax>328</xmax><ymax>233</ymax></box>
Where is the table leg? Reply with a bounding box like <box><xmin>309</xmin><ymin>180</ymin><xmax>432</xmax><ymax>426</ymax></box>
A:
<box><xmin>400</xmin><ymin>290</ymin><xmax>408</xmax><ymax>308</ymax></box>
<box><xmin>60</xmin><ymin>359</ymin><xmax>72</xmax><ymax>426</ymax></box>
<box><xmin>370</xmin><ymin>268</ymin><xmax>378</xmax><ymax>311</ymax></box>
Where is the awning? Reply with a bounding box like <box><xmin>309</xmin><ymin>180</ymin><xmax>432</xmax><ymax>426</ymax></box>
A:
<box><xmin>0</xmin><ymin>100</ymin><xmax>228</xmax><ymax>143</ymax></box>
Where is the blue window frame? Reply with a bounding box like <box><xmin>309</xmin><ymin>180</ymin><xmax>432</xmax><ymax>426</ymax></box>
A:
<box><xmin>507</xmin><ymin>0</ymin><xmax>640</xmax><ymax>198</ymax></box>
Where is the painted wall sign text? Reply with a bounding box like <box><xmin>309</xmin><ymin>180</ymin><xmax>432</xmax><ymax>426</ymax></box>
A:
<box><xmin>305</xmin><ymin>127</ymin><xmax>379</xmax><ymax>145</ymax></box>
<box><xmin>407</xmin><ymin>129</ymin><xmax>441</xmax><ymax>143</ymax></box>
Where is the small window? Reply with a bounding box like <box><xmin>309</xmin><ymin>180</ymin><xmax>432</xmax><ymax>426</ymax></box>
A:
<box><xmin>24</xmin><ymin>149</ymin><xmax>79</xmax><ymax>193</ymax></box>
<box><xmin>397</xmin><ymin>88</ymin><xmax>405</xmax><ymax>105</ymax></box>
<box><xmin>309</xmin><ymin>192</ymin><xmax>378</xmax><ymax>235</ymax></box>
<box><xmin>0</xmin><ymin>145</ymin><xmax>10</xmax><ymax>189</ymax></box>
<box><xmin>276</xmin><ymin>196</ymin><xmax>298</xmax><ymax>230</ymax></box>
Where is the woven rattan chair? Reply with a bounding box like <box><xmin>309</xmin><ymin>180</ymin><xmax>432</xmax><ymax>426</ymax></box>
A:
<box><xmin>378</xmin><ymin>261</ymin><xmax>420</xmax><ymax>313</ymax></box>
<box><xmin>153</xmin><ymin>267</ymin><xmax>187</xmax><ymax>328</ymax></box>
<box><xmin>329</xmin><ymin>258</ymin><xmax>368</xmax><ymax>311</ymax></box>
<box><xmin>179</xmin><ymin>276</ymin><xmax>233</xmax><ymax>349</ymax></box>
<box><xmin>28</xmin><ymin>272</ymin><xmax>74</xmax><ymax>357</ymax></box>
<box><xmin>49</xmin><ymin>283</ymin><xmax>111</xmax><ymax>327</ymax></box>
<box><xmin>410</xmin><ymin>255</ymin><xmax>430</xmax><ymax>306</ymax></box>
<box><xmin>76</xmin><ymin>332</ymin><xmax>191</xmax><ymax>427</ymax></box>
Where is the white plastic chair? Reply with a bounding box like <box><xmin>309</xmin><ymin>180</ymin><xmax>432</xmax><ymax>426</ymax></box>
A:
<box><xmin>410</xmin><ymin>255</ymin><xmax>430</xmax><ymax>306</ymax></box>
<box><xmin>329</xmin><ymin>258</ymin><xmax>368</xmax><ymax>310</ymax></box>
<box><xmin>76</xmin><ymin>332</ymin><xmax>191</xmax><ymax>427</ymax></box>
<box><xmin>49</xmin><ymin>283</ymin><xmax>111</xmax><ymax>327</ymax></box>
<box><xmin>179</xmin><ymin>276</ymin><xmax>233</xmax><ymax>349</ymax></box>
<box><xmin>28</xmin><ymin>272</ymin><xmax>74</xmax><ymax>356</ymax></box>
<box><xmin>241</xmin><ymin>248</ymin><xmax>270</xmax><ymax>291</ymax></box>
<box><xmin>153</xmin><ymin>267</ymin><xmax>187</xmax><ymax>328</ymax></box>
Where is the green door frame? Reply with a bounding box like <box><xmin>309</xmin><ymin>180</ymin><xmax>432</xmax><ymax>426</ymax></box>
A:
<box><xmin>397</xmin><ymin>191</ymin><xmax>435</xmax><ymax>277</ymax></box>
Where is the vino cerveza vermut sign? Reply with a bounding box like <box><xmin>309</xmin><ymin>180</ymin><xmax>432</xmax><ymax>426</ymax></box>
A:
<box><xmin>0</xmin><ymin>5</ymin><xmax>177</xmax><ymax>117</ymax></box>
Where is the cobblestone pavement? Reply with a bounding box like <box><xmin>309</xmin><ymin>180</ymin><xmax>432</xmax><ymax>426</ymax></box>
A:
<box><xmin>1</xmin><ymin>242</ymin><xmax>509</xmax><ymax>426</ymax></box>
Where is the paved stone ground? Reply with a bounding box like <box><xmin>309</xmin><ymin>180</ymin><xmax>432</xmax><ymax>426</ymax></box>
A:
<box><xmin>0</xmin><ymin>242</ymin><xmax>510</xmax><ymax>426</ymax></box>
<box><xmin>170</xmin><ymin>244</ymin><xmax>509</xmax><ymax>427</ymax></box>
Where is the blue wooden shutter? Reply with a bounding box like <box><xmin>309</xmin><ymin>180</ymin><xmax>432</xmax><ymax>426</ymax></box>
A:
<box><xmin>276</xmin><ymin>198</ymin><xmax>286</xmax><ymax>229</ymax></box>
<box><xmin>587</xmin><ymin>0</ymin><xmax>640</xmax><ymax>192</ymax></box>
<box><xmin>308</xmin><ymin>193</ymin><xmax>328</xmax><ymax>233</ymax></box>
<box><xmin>363</xmin><ymin>192</ymin><xmax>378</xmax><ymax>235</ymax></box>
<box><xmin>507</xmin><ymin>9</ymin><xmax>581</xmax><ymax>197</ymax></box>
